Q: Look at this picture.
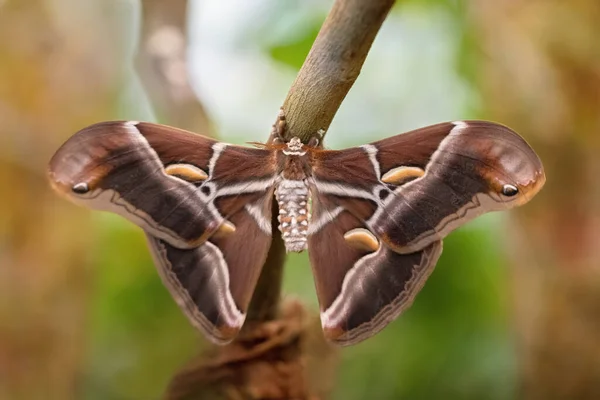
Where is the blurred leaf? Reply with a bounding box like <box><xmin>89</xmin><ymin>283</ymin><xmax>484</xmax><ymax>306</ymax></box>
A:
<box><xmin>267</xmin><ymin>19</ymin><xmax>321</xmax><ymax>70</ymax></box>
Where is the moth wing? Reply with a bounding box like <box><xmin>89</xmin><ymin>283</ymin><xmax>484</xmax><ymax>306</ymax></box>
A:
<box><xmin>48</xmin><ymin>121</ymin><xmax>278</xmax><ymax>248</ymax></box>
<box><xmin>48</xmin><ymin>121</ymin><xmax>278</xmax><ymax>344</ymax></box>
<box><xmin>307</xmin><ymin>193</ymin><xmax>442</xmax><ymax>345</ymax></box>
<box><xmin>146</xmin><ymin>190</ymin><xmax>274</xmax><ymax>344</ymax></box>
<box><xmin>311</xmin><ymin>120</ymin><xmax>545</xmax><ymax>254</ymax></box>
<box><xmin>307</xmin><ymin>120</ymin><xmax>545</xmax><ymax>344</ymax></box>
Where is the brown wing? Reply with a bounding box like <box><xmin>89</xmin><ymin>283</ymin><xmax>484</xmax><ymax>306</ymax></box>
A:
<box><xmin>310</xmin><ymin>121</ymin><xmax>545</xmax><ymax>253</ymax></box>
<box><xmin>146</xmin><ymin>189</ymin><xmax>274</xmax><ymax>344</ymax></box>
<box><xmin>307</xmin><ymin>120</ymin><xmax>545</xmax><ymax>345</ymax></box>
<box><xmin>48</xmin><ymin>121</ymin><xmax>277</xmax><ymax>343</ymax></box>
<box><xmin>49</xmin><ymin>121</ymin><xmax>278</xmax><ymax>248</ymax></box>
<box><xmin>307</xmin><ymin>193</ymin><xmax>442</xmax><ymax>346</ymax></box>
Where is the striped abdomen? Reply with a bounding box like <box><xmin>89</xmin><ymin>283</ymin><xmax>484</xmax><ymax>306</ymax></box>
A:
<box><xmin>275</xmin><ymin>179</ymin><xmax>310</xmax><ymax>252</ymax></box>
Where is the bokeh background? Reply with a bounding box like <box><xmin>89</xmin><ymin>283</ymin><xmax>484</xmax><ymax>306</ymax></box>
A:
<box><xmin>1</xmin><ymin>0</ymin><xmax>599</xmax><ymax>399</ymax></box>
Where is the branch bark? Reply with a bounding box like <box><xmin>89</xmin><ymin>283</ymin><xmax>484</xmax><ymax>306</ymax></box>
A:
<box><xmin>282</xmin><ymin>0</ymin><xmax>395</xmax><ymax>143</ymax></box>
<box><xmin>247</xmin><ymin>0</ymin><xmax>395</xmax><ymax>324</ymax></box>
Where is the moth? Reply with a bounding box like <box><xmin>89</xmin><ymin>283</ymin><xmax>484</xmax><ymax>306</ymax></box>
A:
<box><xmin>48</xmin><ymin>110</ymin><xmax>545</xmax><ymax>346</ymax></box>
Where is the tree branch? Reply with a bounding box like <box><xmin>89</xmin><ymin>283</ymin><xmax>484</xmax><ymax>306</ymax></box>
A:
<box><xmin>246</xmin><ymin>0</ymin><xmax>395</xmax><ymax>325</ymax></box>
<box><xmin>282</xmin><ymin>0</ymin><xmax>395</xmax><ymax>143</ymax></box>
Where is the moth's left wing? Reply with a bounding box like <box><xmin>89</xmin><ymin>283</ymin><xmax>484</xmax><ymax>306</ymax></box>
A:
<box><xmin>145</xmin><ymin>187</ymin><xmax>274</xmax><ymax>344</ymax></box>
<box><xmin>307</xmin><ymin>120</ymin><xmax>545</xmax><ymax>345</ymax></box>
<box><xmin>48</xmin><ymin>121</ymin><xmax>278</xmax><ymax>344</ymax></box>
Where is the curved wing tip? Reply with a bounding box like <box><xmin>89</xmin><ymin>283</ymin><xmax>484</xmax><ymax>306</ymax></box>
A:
<box><xmin>47</xmin><ymin>160</ymin><xmax>76</xmax><ymax>198</ymax></box>
<box><xmin>203</xmin><ymin>325</ymin><xmax>243</xmax><ymax>346</ymax></box>
<box><xmin>323</xmin><ymin>328</ymin><xmax>347</xmax><ymax>346</ymax></box>
<box><xmin>207</xmin><ymin>336</ymin><xmax>235</xmax><ymax>346</ymax></box>
<box><xmin>322</xmin><ymin>325</ymin><xmax>365</xmax><ymax>347</ymax></box>
<box><xmin>520</xmin><ymin>168</ymin><xmax>546</xmax><ymax>205</ymax></box>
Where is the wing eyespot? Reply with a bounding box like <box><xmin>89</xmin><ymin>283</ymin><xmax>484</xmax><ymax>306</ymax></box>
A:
<box><xmin>501</xmin><ymin>184</ymin><xmax>519</xmax><ymax>197</ymax></box>
<box><xmin>72</xmin><ymin>182</ymin><xmax>89</xmax><ymax>194</ymax></box>
<box><xmin>378</xmin><ymin>189</ymin><xmax>391</xmax><ymax>201</ymax></box>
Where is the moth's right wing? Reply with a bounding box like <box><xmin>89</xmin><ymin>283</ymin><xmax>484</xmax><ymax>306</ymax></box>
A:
<box><xmin>307</xmin><ymin>192</ymin><xmax>442</xmax><ymax>346</ymax></box>
<box><xmin>307</xmin><ymin>121</ymin><xmax>544</xmax><ymax>345</ymax></box>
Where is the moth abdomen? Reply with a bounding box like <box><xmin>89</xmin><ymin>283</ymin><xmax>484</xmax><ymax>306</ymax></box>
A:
<box><xmin>275</xmin><ymin>179</ymin><xmax>310</xmax><ymax>252</ymax></box>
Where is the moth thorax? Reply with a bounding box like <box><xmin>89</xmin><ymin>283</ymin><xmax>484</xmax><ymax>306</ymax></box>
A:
<box><xmin>275</xmin><ymin>179</ymin><xmax>310</xmax><ymax>252</ymax></box>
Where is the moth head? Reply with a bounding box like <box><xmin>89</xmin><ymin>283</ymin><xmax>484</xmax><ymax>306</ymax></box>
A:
<box><xmin>282</xmin><ymin>136</ymin><xmax>307</xmax><ymax>156</ymax></box>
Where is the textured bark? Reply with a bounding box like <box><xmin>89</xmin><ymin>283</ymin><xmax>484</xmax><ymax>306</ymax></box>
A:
<box><xmin>468</xmin><ymin>1</ymin><xmax>600</xmax><ymax>397</ymax></box>
<box><xmin>282</xmin><ymin>0</ymin><xmax>395</xmax><ymax>143</ymax></box>
<box><xmin>165</xmin><ymin>300</ymin><xmax>338</xmax><ymax>400</ymax></box>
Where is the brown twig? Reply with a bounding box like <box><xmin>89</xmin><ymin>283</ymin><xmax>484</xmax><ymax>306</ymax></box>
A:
<box><xmin>281</xmin><ymin>0</ymin><xmax>395</xmax><ymax>143</ymax></box>
<box><xmin>246</xmin><ymin>0</ymin><xmax>396</xmax><ymax>325</ymax></box>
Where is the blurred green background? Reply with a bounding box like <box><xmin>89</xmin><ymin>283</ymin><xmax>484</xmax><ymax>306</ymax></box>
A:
<box><xmin>1</xmin><ymin>0</ymin><xmax>599</xmax><ymax>399</ymax></box>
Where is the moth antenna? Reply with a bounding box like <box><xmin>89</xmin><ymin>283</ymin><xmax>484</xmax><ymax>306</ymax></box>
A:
<box><xmin>248</xmin><ymin>141</ymin><xmax>269</xmax><ymax>149</ymax></box>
